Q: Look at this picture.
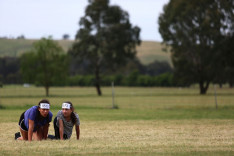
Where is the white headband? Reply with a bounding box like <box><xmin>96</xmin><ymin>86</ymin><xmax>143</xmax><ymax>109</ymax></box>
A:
<box><xmin>62</xmin><ymin>103</ymin><xmax>71</xmax><ymax>109</ymax></box>
<box><xmin>39</xmin><ymin>103</ymin><xmax>50</xmax><ymax>109</ymax></box>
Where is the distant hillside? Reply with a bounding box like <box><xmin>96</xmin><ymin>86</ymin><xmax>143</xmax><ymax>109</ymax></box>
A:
<box><xmin>0</xmin><ymin>38</ymin><xmax>171</xmax><ymax>65</ymax></box>
<box><xmin>0</xmin><ymin>38</ymin><xmax>73</xmax><ymax>57</ymax></box>
<box><xmin>136</xmin><ymin>41</ymin><xmax>172</xmax><ymax>65</ymax></box>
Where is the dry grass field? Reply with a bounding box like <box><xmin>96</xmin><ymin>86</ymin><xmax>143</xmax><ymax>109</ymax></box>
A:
<box><xmin>0</xmin><ymin>120</ymin><xmax>233</xmax><ymax>155</ymax></box>
<box><xmin>0</xmin><ymin>86</ymin><xmax>234</xmax><ymax>155</ymax></box>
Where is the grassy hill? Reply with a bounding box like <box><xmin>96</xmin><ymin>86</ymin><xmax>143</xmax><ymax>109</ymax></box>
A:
<box><xmin>0</xmin><ymin>38</ymin><xmax>73</xmax><ymax>57</ymax></box>
<box><xmin>0</xmin><ymin>38</ymin><xmax>172</xmax><ymax>65</ymax></box>
<box><xmin>136</xmin><ymin>41</ymin><xmax>172</xmax><ymax>65</ymax></box>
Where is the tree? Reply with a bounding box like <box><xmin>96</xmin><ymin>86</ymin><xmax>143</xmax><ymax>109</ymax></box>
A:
<box><xmin>69</xmin><ymin>0</ymin><xmax>141</xmax><ymax>96</ymax></box>
<box><xmin>63</xmin><ymin>34</ymin><xmax>70</xmax><ymax>40</ymax></box>
<box><xmin>20</xmin><ymin>37</ymin><xmax>68</xmax><ymax>96</ymax></box>
<box><xmin>158</xmin><ymin>0</ymin><xmax>234</xmax><ymax>94</ymax></box>
<box><xmin>17</xmin><ymin>35</ymin><xmax>25</xmax><ymax>39</ymax></box>
<box><xmin>220</xmin><ymin>2</ymin><xmax>234</xmax><ymax>88</ymax></box>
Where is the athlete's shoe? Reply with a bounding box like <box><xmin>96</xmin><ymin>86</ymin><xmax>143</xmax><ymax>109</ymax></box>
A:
<box><xmin>15</xmin><ymin>132</ymin><xmax>21</xmax><ymax>140</ymax></box>
<box><xmin>47</xmin><ymin>134</ymin><xmax>56</xmax><ymax>139</ymax></box>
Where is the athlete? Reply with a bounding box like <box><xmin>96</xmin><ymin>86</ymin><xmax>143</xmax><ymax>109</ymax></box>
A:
<box><xmin>15</xmin><ymin>99</ymin><xmax>53</xmax><ymax>141</ymax></box>
<box><xmin>53</xmin><ymin>101</ymin><xmax>80</xmax><ymax>140</ymax></box>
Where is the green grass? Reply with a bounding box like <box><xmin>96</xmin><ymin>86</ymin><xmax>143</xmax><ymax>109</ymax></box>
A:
<box><xmin>0</xmin><ymin>86</ymin><xmax>233</xmax><ymax>155</ymax></box>
<box><xmin>1</xmin><ymin>86</ymin><xmax>234</xmax><ymax>121</ymax></box>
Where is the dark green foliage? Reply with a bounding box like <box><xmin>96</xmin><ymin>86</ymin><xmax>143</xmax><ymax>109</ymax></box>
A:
<box><xmin>145</xmin><ymin>60</ymin><xmax>173</xmax><ymax>76</ymax></box>
<box><xmin>220</xmin><ymin>36</ymin><xmax>234</xmax><ymax>88</ymax></box>
<box><xmin>159</xmin><ymin>0</ymin><xmax>234</xmax><ymax>94</ymax></box>
<box><xmin>70</xmin><ymin>0</ymin><xmax>141</xmax><ymax>95</ymax></box>
<box><xmin>156</xmin><ymin>72</ymin><xmax>174</xmax><ymax>87</ymax></box>
<box><xmin>62</xmin><ymin>34</ymin><xmax>70</xmax><ymax>40</ymax></box>
<box><xmin>67</xmin><ymin>72</ymin><xmax>175</xmax><ymax>87</ymax></box>
<box><xmin>125</xmin><ymin>70</ymin><xmax>139</xmax><ymax>86</ymax></box>
<box><xmin>0</xmin><ymin>57</ymin><xmax>21</xmax><ymax>84</ymax></box>
<box><xmin>137</xmin><ymin>75</ymin><xmax>153</xmax><ymax>86</ymax></box>
<box><xmin>20</xmin><ymin>38</ymin><xmax>68</xmax><ymax>96</ymax></box>
<box><xmin>0</xmin><ymin>104</ymin><xmax>5</xmax><ymax>109</ymax></box>
<box><xmin>0</xmin><ymin>54</ymin><xmax>173</xmax><ymax>87</ymax></box>
<box><xmin>68</xmin><ymin>75</ymin><xmax>94</xmax><ymax>86</ymax></box>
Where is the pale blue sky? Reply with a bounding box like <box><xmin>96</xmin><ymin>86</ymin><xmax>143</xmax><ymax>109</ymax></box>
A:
<box><xmin>0</xmin><ymin>0</ymin><xmax>169</xmax><ymax>41</ymax></box>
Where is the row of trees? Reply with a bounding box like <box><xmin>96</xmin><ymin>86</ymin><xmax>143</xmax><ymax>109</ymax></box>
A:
<box><xmin>0</xmin><ymin>71</ymin><xmax>174</xmax><ymax>88</ymax></box>
<box><xmin>0</xmin><ymin>52</ymin><xmax>173</xmax><ymax>91</ymax></box>
<box><xmin>68</xmin><ymin>72</ymin><xmax>174</xmax><ymax>87</ymax></box>
<box><xmin>0</xmin><ymin>34</ymin><xmax>70</xmax><ymax>40</ymax></box>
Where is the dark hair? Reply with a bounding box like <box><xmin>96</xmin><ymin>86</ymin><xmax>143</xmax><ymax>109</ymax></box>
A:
<box><xmin>38</xmin><ymin>99</ymin><xmax>50</xmax><ymax>107</ymax></box>
<box><xmin>64</xmin><ymin>101</ymin><xmax>77</xmax><ymax>124</ymax></box>
<box><xmin>37</xmin><ymin>99</ymin><xmax>50</xmax><ymax>120</ymax></box>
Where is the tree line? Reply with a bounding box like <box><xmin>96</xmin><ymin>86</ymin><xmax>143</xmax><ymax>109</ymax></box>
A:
<box><xmin>0</xmin><ymin>54</ymin><xmax>173</xmax><ymax>85</ymax></box>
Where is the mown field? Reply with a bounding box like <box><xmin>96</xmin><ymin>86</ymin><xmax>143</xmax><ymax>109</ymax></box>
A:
<box><xmin>0</xmin><ymin>86</ymin><xmax>233</xmax><ymax>155</ymax></box>
<box><xmin>0</xmin><ymin>38</ymin><xmax>171</xmax><ymax>65</ymax></box>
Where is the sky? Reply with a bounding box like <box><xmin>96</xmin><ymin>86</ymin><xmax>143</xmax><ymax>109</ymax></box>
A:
<box><xmin>0</xmin><ymin>0</ymin><xmax>169</xmax><ymax>42</ymax></box>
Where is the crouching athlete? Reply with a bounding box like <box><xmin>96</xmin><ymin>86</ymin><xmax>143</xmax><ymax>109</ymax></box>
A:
<box><xmin>53</xmin><ymin>101</ymin><xmax>80</xmax><ymax>140</ymax></box>
<box><xmin>15</xmin><ymin>99</ymin><xmax>53</xmax><ymax>141</ymax></box>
